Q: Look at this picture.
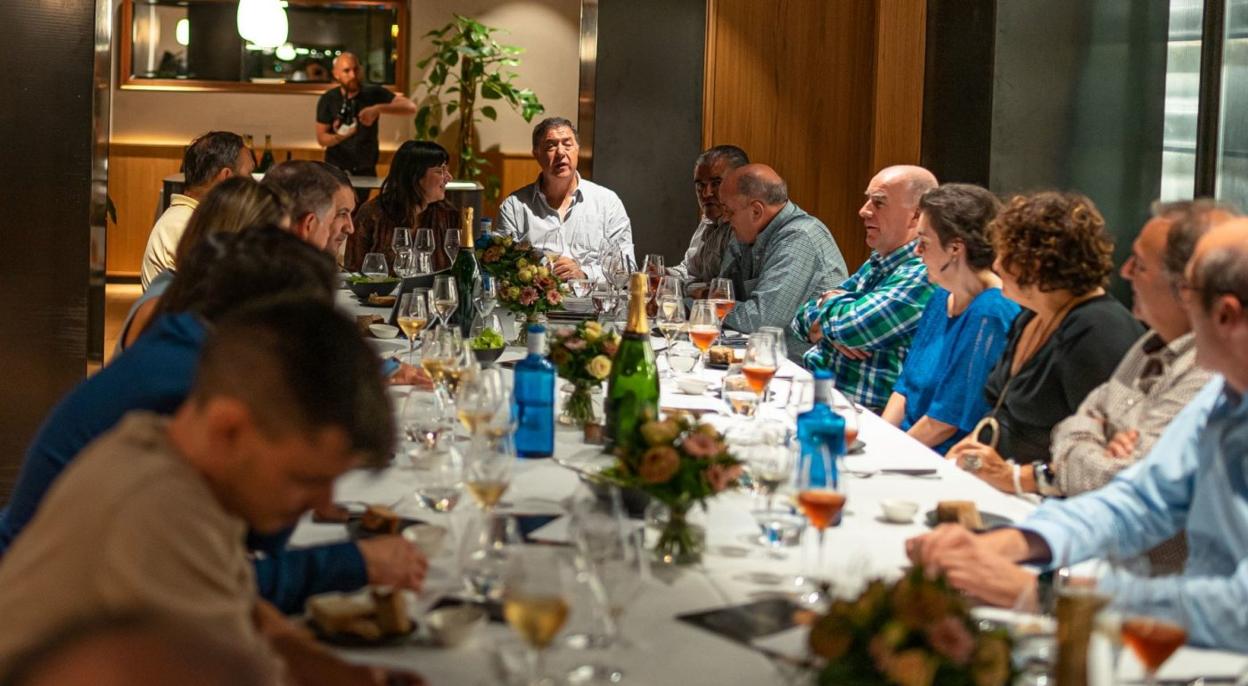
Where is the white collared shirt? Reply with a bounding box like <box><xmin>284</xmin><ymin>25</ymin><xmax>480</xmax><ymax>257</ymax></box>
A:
<box><xmin>497</xmin><ymin>173</ymin><xmax>634</xmax><ymax>281</ymax></box>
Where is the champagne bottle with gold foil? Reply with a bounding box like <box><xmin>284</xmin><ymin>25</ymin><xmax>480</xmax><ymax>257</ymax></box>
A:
<box><xmin>452</xmin><ymin>207</ymin><xmax>479</xmax><ymax>336</ymax></box>
<box><xmin>605</xmin><ymin>272</ymin><xmax>660</xmax><ymax>451</ymax></box>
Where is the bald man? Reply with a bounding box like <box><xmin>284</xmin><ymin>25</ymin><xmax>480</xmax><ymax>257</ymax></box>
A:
<box><xmin>716</xmin><ymin>164</ymin><xmax>847</xmax><ymax>361</ymax></box>
<box><xmin>315</xmin><ymin>52</ymin><xmax>416</xmax><ymax>180</ymax></box>
<box><xmin>906</xmin><ymin>219</ymin><xmax>1248</xmax><ymax>652</ymax></box>
<box><xmin>792</xmin><ymin>165</ymin><xmax>939</xmax><ymax>411</ymax></box>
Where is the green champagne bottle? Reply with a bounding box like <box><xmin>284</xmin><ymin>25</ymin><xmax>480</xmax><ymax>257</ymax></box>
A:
<box><xmin>605</xmin><ymin>271</ymin><xmax>660</xmax><ymax>452</ymax></box>
<box><xmin>452</xmin><ymin>207</ymin><xmax>479</xmax><ymax>337</ymax></box>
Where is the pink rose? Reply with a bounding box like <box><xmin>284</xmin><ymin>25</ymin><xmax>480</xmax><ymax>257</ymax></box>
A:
<box><xmin>926</xmin><ymin>616</ymin><xmax>975</xmax><ymax>666</ymax></box>
<box><xmin>519</xmin><ymin>287</ymin><xmax>539</xmax><ymax>306</ymax></box>
<box><xmin>563</xmin><ymin>337</ymin><xmax>587</xmax><ymax>351</ymax></box>
<box><xmin>705</xmin><ymin>463</ymin><xmax>743</xmax><ymax>492</ymax></box>
<box><xmin>639</xmin><ymin>446</ymin><xmax>680</xmax><ymax>484</ymax></box>
<box><xmin>682</xmin><ymin>433</ymin><xmax>722</xmax><ymax>459</ymax></box>
<box><xmin>534</xmin><ymin>276</ymin><xmax>553</xmax><ymax>290</ymax></box>
<box><xmin>546</xmin><ymin>289</ymin><xmax>563</xmax><ymax>306</ymax></box>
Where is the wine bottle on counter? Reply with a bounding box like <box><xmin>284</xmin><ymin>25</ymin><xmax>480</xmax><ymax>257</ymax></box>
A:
<box><xmin>452</xmin><ymin>207</ymin><xmax>479</xmax><ymax>337</ymax></box>
<box><xmin>258</xmin><ymin>134</ymin><xmax>275</xmax><ymax>173</ymax></box>
<box><xmin>512</xmin><ymin>324</ymin><xmax>554</xmax><ymax>458</ymax></box>
<box><xmin>605</xmin><ymin>272</ymin><xmax>660</xmax><ymax>452</ymax></box>
<box><xmin>796</xmin><ymin>370</ymin><xmax>845</xmax><ymax>488</ymax></box>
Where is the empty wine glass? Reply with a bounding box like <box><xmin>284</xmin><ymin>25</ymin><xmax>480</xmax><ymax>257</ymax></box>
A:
<box><xmin>591</xmin><ymin>280</ymin><xmax>614</xmax><ymax>322</ymax></box>
<box><xmin>602</xmin><ymin>245</ymin><xmax>631</xmax><ymax>294</ymax></box>
<box><xmin>665</xmin><ymin>341</ymin><xmax>701</xmax><ymax>375</ymax></box>
<box><xmin>401</xmin><ymin>385</ymin><xmax>455</xmax><ymax>460</ymax></box>
<box><xmin>830</xmin><ymin>389</ymin><xmax>861</xmax><ymax>452</ymax></box>
<box><xmin>722</xmin><ymin>364</ymin><xmax>758</xmax><ymax>418</ymax></box>
<box><xmin>709</xmin><ymin>278</ymin><xmax>736</xmax><ymax>320</ymax></box>
<box><xmin>460</xmin><ymin>512</ymin><xmax>521</xmax><ymax>603</ymax></box>
<box><xmin>444</xmin><ymin>227</ymin><xmax>461</xmax><ymax>264</ymax></box>
<box><xmin>656</xmin><ymin>275</ymin><xmax>683</xmax><ymax>304</ymax></box>
<box><xmin>432</xmin><ymin>275</ymin><xmax>458</xmax><ymax>330</ymax></box>
<box><xmin>758</xmin><ymin>325</ymin><xmax>788</xmax><ymax>364</ymax></box>
<box><xmin>361</xmin><ymin>252</ymin><xmax>388</xmax><ymax>280</ymax></box>
<box><xmin>545</xmin><ymin>228</ymin><xmax>568</xmax><ymax>264</ymax></box>
<box><xmin>396</xmin><ymin>291</ymin><xmax>431</xmax><ymax>363</ymax></box>
<box><xmin>414</xmin><ymin>227</ymin><xmax>435</xmax><ymax>274</ymax></box>
<box><xmin>475</xmin><ymin>274</ymin><xmax>498</xmax><ymax>316</ymax></box>
<box><xmin>785</xmin><ymin>377</ymin><xmax>815</xmax><ymax>420</ymax></box>
<box><xmin>687</xmin><ymin>300</ymin><xmax>721</xmax><ymax>367</ymax></box>
<box><xmin>392</xmin><ymin>227</ymin><xmax>414</xmax><ymax>278</ymax></box>
<box><xmin>656</xmin><ymin>298</ymin><xmax>686</xmax><ymax>378</ymax></box>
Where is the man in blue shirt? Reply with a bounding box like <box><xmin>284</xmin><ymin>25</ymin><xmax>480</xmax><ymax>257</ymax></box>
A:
<box><xmin>907</xmin><ymin>220</ymin><xmax>1248</xmax><ymax>651</ymax></box>
<box><xmin>0</xmin><ymin>230</ymin><xmax>426</xmax><ymax>612</ymax></box>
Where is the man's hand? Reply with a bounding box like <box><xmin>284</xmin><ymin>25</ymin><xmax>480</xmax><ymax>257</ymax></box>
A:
<box><xmin>832</xmin><ymin>342</ymin><xmax>870</xmax><ymax>361</ymax></box>
<box><xmin>808</xmin><ymin>327</ymin><xmax>823</xmax><ymax>344</ymax></box>
<box><xmin>334</xmin><ymin>120</ymin><xmax>358</xmax><ymax>140</ymax></box>
<box><xmin>905</xmin><ymin>525</ymin><xmax>1038</xmax><ymax>608</ymax></box>
<box><xmin>948</xmin><ymin>439</ymin><xmax>1014</xmax><ymax>493</ymax></box>
<box><xmin>357</xmin><ymin>536</ymin><xmax>428</xmax><ymax>591</ymax></box>
<box><xmin>357</xmin><ymin>106</ymin><xmax>380</xmax><ymax>127</ymax></box>
<box><xmin>1106</xmin><ymin>429</ymin><xmax>1139</xmax><ymax>458</ymax></box>
<box><xmin>817</xmin><ymin>288</ymin><xmax>846</xmax><ymax>306</ymax></box>
<box><xmin>552</xmin><ymin>256</ymin><xmax>585</xmax><ymax>280</ymax></box>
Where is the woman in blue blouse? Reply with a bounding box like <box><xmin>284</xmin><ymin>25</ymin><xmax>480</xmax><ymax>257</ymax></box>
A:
<box><xmin>882</xmin><ymin>184</ymin><xmax>1020</xmax><ymax>454</ymax></box>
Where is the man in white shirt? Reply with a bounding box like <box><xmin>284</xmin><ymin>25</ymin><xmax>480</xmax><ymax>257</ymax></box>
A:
<box><xmin>139</xmin><ymin>132</ymin><xmax>255</xmax><ymax>289</ymax></box>
<box><xmin>497</xmin><ymin>117</ymin><xmax>633</xmax><ymax>281</ymax></box>
<box><xmin>669</xmin><ymin>145</ymin><xmax>749</xmax><ymax>291</ymax></box>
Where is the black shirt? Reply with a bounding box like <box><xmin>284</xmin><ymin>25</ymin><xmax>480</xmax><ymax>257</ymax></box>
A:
<box><xmin>315</xmin><ymin>84</ymin><xmax>396</xmax><ymax>173</ymax></box>
<box><xmin>982</xmin><ymin>294</ymin><xmax>1144</xmax><ymax>464</ymax></box>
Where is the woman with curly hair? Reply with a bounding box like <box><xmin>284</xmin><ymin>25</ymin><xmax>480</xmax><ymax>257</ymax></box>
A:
<box><xmin>949</xmin><ymin>191</ymin><xmax>1143</xmax><ymax>493</ymax></box>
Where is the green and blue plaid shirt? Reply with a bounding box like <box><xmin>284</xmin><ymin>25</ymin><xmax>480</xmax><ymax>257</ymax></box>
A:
<box><xmin>790</xmin><ymin>240</ymin><xmax>933</xmax><ymax>409</ymax></box>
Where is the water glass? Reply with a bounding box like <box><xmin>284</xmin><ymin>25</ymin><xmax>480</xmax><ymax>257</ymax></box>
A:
<box><xmin>361</xmin><ymin>252</ymin><xmax>388</xmax><ymax>280</ymax></box>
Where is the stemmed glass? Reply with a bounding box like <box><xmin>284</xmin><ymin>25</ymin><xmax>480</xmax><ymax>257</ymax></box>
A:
<box><xmin>456</xmin><ymin>366</ymin><xmax>506</xmax><ymax>436</ymax></box>
<box><xmin>361</xmin><ymin>252</ymin><xmax>388</xmax><ymax>280</ymax></box>
<box><xmin>722</xmin><ymin>364</ymin><xmax>758</xmax><ymax>418</ymax></box>
<box><xmin>601</xmin><ymin>245</ymin><xmax>632</xmax><ymax>296</ymax></box>
<box><xmin>396</xmin><ymin>291</ymin><xmax>430</xmax><ymax>363</ymax></box>
<box><xmin>743</xmin><ymin>332</ymin><xmax>780</xmax><ymax>413</ymax></box>
<box><xmin>414</xmin><ymin>228</ymin><xmax>435</xmax><ymax>274</ymax></box>
<box><xmin>642</xmin><ymin>254</ymin><xmax>665</xmax><ymax>304</ymax></box>
<box><xmin>830</xmin><ymin>389</ymin><xmax>861</xmax><ymax>451</ymax></box>
<box><xmin>431</xmin><ymin>275</ymin><xmax>458</xmax><ymax>330</ymax></box>
<box><xmin>503</xmin><ymin>547</ymin><xmax>574</xmax><ymax>686</ymax></box>
<box><xmin>400</xmin><ymin>385</ymin><xmax>455</xmax><ymax>461</ymax></box>
<box><xmin>656</xmin><ymin>297</ymin><xmax>686</xmax><ymax>378</ymax></box>
<box><xmin>591</xmin><ymin>280</ymin><xmax>615</xmax><ymax>323</ymax></box>
<box><xmin>475</xmin><ymin>274</ymin><xmax>498</xmax><ymax>316</ymax></box>
<box><xmin>709</xmin><ymin>278</ymin><xmax>736</xmax><ymax>320</ymax></box>
<box><xmin>656</xmin><ymin>275</ymin><xmax>683</xmax><ymax>304</ymax></box>
<box><xmin>795</xmin><ymin>441</ymin><xmax>847</xmax><ymax>591</ymax></box>
<box><xmin>687</xmin><ymin>300</ymin><xmax>721</xmax><ymax>367</ymax></box>
<box><xmin>444</xmin><ymin>228</ymin><xmax>461</xmax><ymax>264</ymax></box>
<box><xmin>392</xmin><ymin>227</ymin><xmax>414</xmax><ymax>277</ymax></box>
<box><xmin>403</xmin><ymin>387</ymin><xmax>463</xmax><ymax>514</ymax></box>
<box><xmin>462</xmin><ymin>425</ymin><xmax>514</xmax><ymax>515</ymax></box>
<box><xmin>545</xmin><ymin>228</ymin><xmax>568</xmax><ymax>264</ymax></box>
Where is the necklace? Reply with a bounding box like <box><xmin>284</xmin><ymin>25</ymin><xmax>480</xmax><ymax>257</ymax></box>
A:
<box><xmin>1009</xmin><ymin>292</ymin><xmax>1098</xmax><ymax>376</ymax></box>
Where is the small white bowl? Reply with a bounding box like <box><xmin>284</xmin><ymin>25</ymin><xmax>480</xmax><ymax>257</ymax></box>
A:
<box><xmin>676</xmin><ymin>375</ymin><xmax>710</xmax><ymax>395</ymax></box>
<box><xmin>369</xmin><ymin>323</ymin><xmax>400</xmax><ymax>339</ymax></box>
<box><xmin>880</xmin><ymin>499</ymin><xmax>919</xmax><ymax>523</ymax></box>
<box><xmin>401</xmin><ymin>523</ymin><xmax>448</xmax><ymax>558</ymax></box>
<box><xmin>424</xmin><ymin>605</ymin><xmax>486</xmax><ymax>647</ymax></box>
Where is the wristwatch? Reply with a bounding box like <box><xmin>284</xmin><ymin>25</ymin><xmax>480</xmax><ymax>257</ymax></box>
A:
<box><xmin>1034</xmin><ymin>462</ymin><xmax>1061</xmax><ymax>497</ymax></box>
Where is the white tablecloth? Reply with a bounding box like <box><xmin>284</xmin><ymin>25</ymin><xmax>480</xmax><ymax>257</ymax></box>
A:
<box><xmin>293</xmin><ymin>327</ymin><xmax>1247</xmax><ymax>684</ymax></box>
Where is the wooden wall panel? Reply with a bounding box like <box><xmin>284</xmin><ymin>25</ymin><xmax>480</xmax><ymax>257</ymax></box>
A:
<box><xmin>703</xmin><ymin>0</ymin><xmax>926</xmax><ymax>271</ymax></box>
<box><xmin>107</xmin><ymin>144</ymin><xmax>534</xmax><ymax>277</ymax></box>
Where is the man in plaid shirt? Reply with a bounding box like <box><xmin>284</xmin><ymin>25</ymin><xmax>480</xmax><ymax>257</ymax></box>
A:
<box><xmin>718</xmin><ymin>164</ymin><xmax>848</xmax><ymax>361</ymax></box>
<box><xmin>791</xmin><ymin>165</ymin><xmax>938</xmax><ymax>411</ymax></box>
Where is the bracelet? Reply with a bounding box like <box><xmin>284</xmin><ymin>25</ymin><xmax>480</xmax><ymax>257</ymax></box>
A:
<box><xmin>1011</xmin><ymin>461</ymin><xmax>1023</xmax><ymax>496</ymax></box>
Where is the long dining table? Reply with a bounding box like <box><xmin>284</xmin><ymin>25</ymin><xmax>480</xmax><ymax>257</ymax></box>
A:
<box><xmin>315</xmin><ymin>289</ymin><xmax>1248</xmax><ymax>685</ymax></box>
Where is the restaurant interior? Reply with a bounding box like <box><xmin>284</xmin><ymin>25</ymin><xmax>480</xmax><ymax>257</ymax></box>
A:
<box><xmin>1</xmin><ymin>0</ymin><xmax>1248</xmax><ymax>684</ymax></box>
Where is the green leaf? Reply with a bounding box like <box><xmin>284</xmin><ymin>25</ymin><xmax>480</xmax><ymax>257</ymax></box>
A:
<box><xmin>415</xmin><ymin>56</ymin><xmax>432</xmax><ymax>70</ymax></box>
<box><xmin>414</xmin><ymin>106</ymin><xmax>431</xmax><ymax>136</ymax></box>
<box><xmin>481</xmin><ymin>82</ymin><xmax>501</xmax><ymax>100</ymax></box>
<box><xmin>481</xmin><ymin>105</ymin><xmax>497</xmax><ymax>120</ymax></box>
<box><xmin>446</xmin><ymin>102</ymin><xmax>458</xmax><ymax>115</ymax></box>
<box><xmin>429</xmin><ymin>125</ymin><xmax>440</xmax><ymax>138</ymax></box>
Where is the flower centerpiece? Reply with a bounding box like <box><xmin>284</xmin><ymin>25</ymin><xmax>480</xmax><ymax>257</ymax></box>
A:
<box><xmin>475</xmin><ymin>232</ymin><xmax>567</xmax><ymax>343</ymax></box>
<box><xmin>548</xmin><ymin>321</ymin><xmax>621</xmax><ymax>427</ymax></box>
<box><xmin>808</xmin><ymin>567</ymin><xmax>1014</xmax><ymax>686</ymax></box>
<box><xmin>600</xmin><ymin>415</ymin><xmax>742</xmax><ymax>564</ymax></box>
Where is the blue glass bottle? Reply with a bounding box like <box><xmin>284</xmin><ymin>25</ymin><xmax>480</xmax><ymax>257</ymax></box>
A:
<box><xmin>512</xmin><ymin>324</ymin><xmax>555</xmax><ymax>458</ymax></box>
<box><xmin>796</xmin><ymin>370</ymin><xmax>845</xmax><ymax>487</ymax></box>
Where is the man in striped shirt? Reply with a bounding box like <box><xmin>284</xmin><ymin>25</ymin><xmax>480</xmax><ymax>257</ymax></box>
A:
<box><xmin>791</xmin><ymin>165</ymin><xmax>938</xmax><ymax>412</ymax></box>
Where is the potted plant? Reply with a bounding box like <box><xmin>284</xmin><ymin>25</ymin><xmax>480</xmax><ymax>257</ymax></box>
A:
<box><xmin>411</xmin><ymin>14</ymin><xmax>546</xmax><ymax>198</ymax></box>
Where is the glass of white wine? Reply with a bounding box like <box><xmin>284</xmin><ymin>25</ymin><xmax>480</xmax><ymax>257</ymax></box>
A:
<box><xmin>656</xmin><ymin>297</ymin><xmax>686</xmax><ymax>378</ymax></box>
<box><xmin>432</xmin><ymin>275</ymin><xmax>458</xmax><ymax>331</ymax></box>
<box><xmin>504</xmin><ymin>546</ymin><xmax>574</xmax><ymax>686</ymax></box>
<box><xmin>462</xmin><ymin>421</ymin><xmax>514</xmax><ymax>515</ymax></box>
<box><xmin>396</xmin><ymin>291</ymin><xmax>430</xmax><ymax>363</ymax></box>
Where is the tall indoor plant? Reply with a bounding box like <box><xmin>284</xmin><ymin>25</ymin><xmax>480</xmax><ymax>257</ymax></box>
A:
<box><xmin>412</xmin><ymin>14</ymin><xmax>546</xmax><ymax>198</ymax></box>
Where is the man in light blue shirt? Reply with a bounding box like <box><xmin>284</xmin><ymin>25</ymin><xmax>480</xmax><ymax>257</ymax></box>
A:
<box><xmin>498</xmin><ymin>117</ymin><xmax>633</xmax><ymax>282</ymax></box>
<box><xmin>908</xmin><ymin>219</ymin><xmax>1248</xmax><ymax>651</ymax></box>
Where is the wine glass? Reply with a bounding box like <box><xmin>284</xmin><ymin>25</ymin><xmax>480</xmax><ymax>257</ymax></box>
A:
<box><xmin>656</xmin><ymin>298</ymin><xmax>686</xmax><ymax>378</ymax></box>
<box><xmin>361</xmin><ymin>252</ymin><xmax>388</xmax><ymax>280</ymax></box>
<box><xmin>665</xmin><ymin>341</ymin><xmax>701</xmax><ymax>375</ymax></box>
<box><xmin>432</xmin><ymin>275</ymin><xmax>458</xmax><ymax>330</ymax></box>
<box><xmin>590</xmin><ymin>280</ymin><xmax>614</xmax><ymax>322</ymax></box>
<box><xmin>795</xmin><ymin>441</ymin><xmax>847</xmax><ymax>591</ymax></box>
<box><xmin>460</xmin><ymin>512</ymin><xmax>521</xmax><ymax>603</ymax></box>
<box><xmin>475</xmin><ymin>274</ymin><xmax>498</xmax><ymax>316</ymax></box>
<box><xmin>758</xmin><ymin>325</ymin><xmax>788</xmax><ymax>364</ymax></box>
<box><xmin>830</xmin><ymin>389</ymin><xmax>861</xmax><ymax>452</ymax></box>
<box><xmin>400</xmin><ymin>385</ymin><xmax>455</xmax><ymax>460</ymax></box>
<box><xmin>602</xmin><ymin>244</ymin><xmax>631</xmax><ymax>294</ymax></box>
<box><xmin>656</xmin><ymin>275</ymin><xmax>683</xmax><ymax>304</ymax></box>
<box><xmin>396</xmin><ymin>291</ymin><xmax>431</xmax><ymax>363</ymax></box>
<box><xmin>709</xmin><ymin>278</ymin><xmax>736</xmax><ymax>320</ymax></box>
<box><xmin>456</xmin><ymin>366</ymin><xmax>506</xmax><ymax>437</ymax></box>
<box><xmin>414</xmin><ymin>227</ymin><xmax>435</xmax><ymax>274</ymax></box>
<box><xmin>545</xmin><ymin>228</ymin><xmax>568</xmax><ymax>264</ymax></box>
<box><xmin>407</xmin><ymin>417</ymin><xmax>463</xmax><ymax>514</ymax></box>
<box><xmin>642</xmin><ymin>254</ymin><xmax>665</xmax><ymax>298</ymax></box>
<box><xmin>743</xmin><ymin>332</ymin><xmax>780</xmax><ymax>411</ymax></box>
<box><xmin>462</xmin><ymin>421</ymin><xmax>514</xmax><ymax>515</ymax></box>
<box><xmin>503</xmin><ymin>546</ymin><xmax>575</xmax><ymax>686</ymax></box>
<box><xmin>392</xmin><ymin>227</ymin><xmax>414</xmax><ymax>277</ymax></box>
<box><xmin>440</xmin><ymin>335</ymin><xmax>471</xmax><ymax>395</ymax></box>
<box><xmin>722</xmin><ymin>364</ymin><xmax>758</xmax><ymax>418</ymax></box>
<box><xmin>687</xmin><ymin>300</ymin><xmax>721</xmax><ymax>366</ymax></box>
<box><xmin>444</xmin><ymin>228</ymin><xmax>462</xmax><ymax>264</ymax></box>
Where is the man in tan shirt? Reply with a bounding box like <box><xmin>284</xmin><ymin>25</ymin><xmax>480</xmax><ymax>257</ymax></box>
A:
<box><xmin>0</xmin><ymin>299</ymin><xmax>419</xmax><ymax>685</ymax></box>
